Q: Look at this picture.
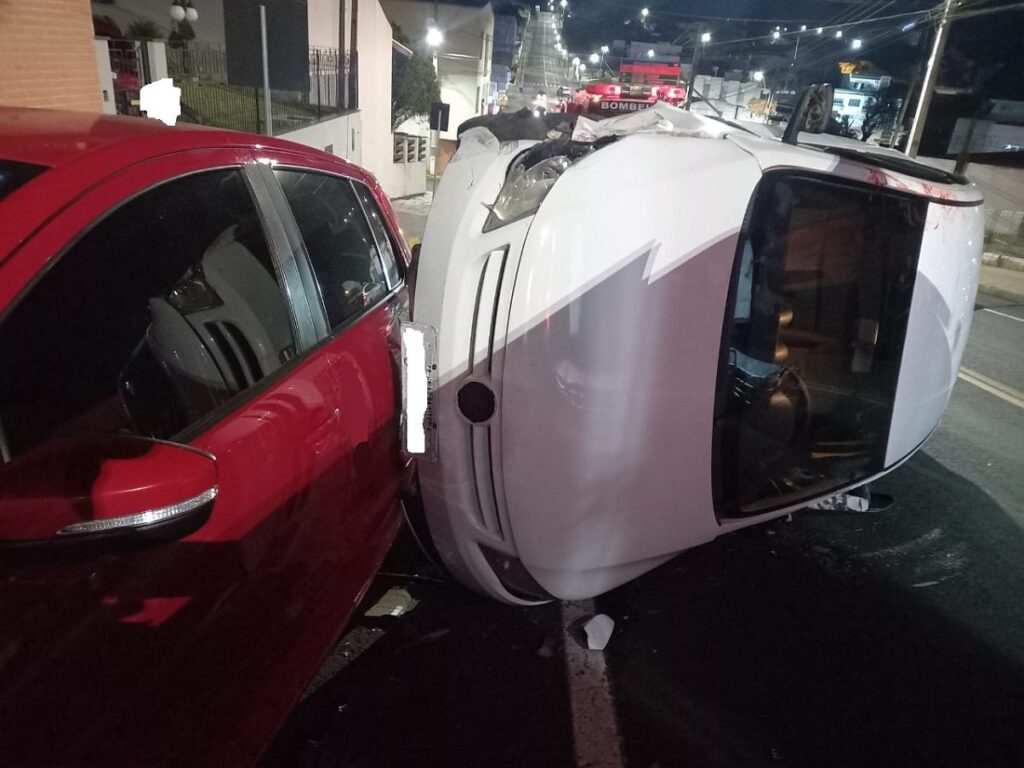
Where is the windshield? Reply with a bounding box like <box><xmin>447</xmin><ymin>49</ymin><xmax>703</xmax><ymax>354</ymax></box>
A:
<box><xmin>0</xmin><ymin>160</ymin><xmax>48</xmax><ymax>202</ymax></box>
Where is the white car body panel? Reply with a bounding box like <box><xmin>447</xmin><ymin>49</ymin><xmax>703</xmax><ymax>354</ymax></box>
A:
<box><xmin>411</xmin><ymin>106</ymin><xmax>985</xmax><ymax>603</ymax></box>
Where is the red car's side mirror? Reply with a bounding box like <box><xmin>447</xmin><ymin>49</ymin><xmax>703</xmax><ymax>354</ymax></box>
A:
<box><xmin>0</xmin><ymin>436</ymin><xmax>217</xmax><ymax>560</ymax></box>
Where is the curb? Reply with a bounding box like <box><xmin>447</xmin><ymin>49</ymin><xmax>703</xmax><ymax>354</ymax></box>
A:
<box><xmin>982</xmin><ymin>252</ymin><xmax>1024</xmax><ymax>272</ymax></box>
<box><xmin>977</xmin><ymin>280</ymin><xmax>1024</xmax><ymax>304</ymax></box>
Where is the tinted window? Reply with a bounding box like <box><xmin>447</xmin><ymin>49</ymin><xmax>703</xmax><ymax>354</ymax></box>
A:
<box><xmin>0</xmin><ymin>169</ymin><xmax>296</xmax><ymax>458</ymax></box>
<box><xmin>275</xmin><ymin>170</ymin><xmax>388</xmax><ymax>329</ymax></box>
<box><xmin>713</xmin><ymin>175</ymin><xmax>927</xmax><ymax>517</ymax></box>
<box><xmin>352</xmin><ymin>181</ymin><xmax>402</xmax><ymax>287</ymax></box>
<box><xmin>0</xmin><ymin>159</ymin><xmax>47</xmax><ymax>202</ymax></box>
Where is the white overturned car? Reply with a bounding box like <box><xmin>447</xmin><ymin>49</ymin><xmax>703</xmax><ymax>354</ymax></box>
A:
<box><xmin>404</xmin><ymin>102</ymin><xmax>983</xmax><ymax>604</ymax></box>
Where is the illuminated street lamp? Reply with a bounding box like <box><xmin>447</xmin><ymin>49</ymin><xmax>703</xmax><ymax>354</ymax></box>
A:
<box><xmin>640</xmin><ymin>7</ymin><xmax>649</xmax><ymax>19</ymax></box>
<box><xmin>800</xmin><ymin>24</ymin><xmax>807</xmax><ymax>31</ymax></box>
<box><xmin>772</xmin><ymin>30</ymin><xmax>780</xmax><ymax>40</ymax></box>
<box><xmin>700</xmin><ymin>31</ymin><xmax>711</xmax><ymax>44</ymax></box>
<box><xmin>170</xmin><ymin>1</ymin><xmax>198</xmax><ymax>22</ymax></box>
<box><xmin>571</xmin><ymin>56</ymin><xmax>580</xmax><ymax>66</ymax></box>
<box><xmin>560</xmin><ymin>0</ymin><xmax>567</xmax><ymax>8</ymax></box>
<box><xmin>835</xmin><ymin>29</ymin><xmax>843</xmax><ymax>39</ymax></box>
<box><xmin>816</xmin><ymin>27</ymin><xmax>823</xmax><ymax>34</ymax></box>
<box><xmin>646</xmin><ymin>48</ymin><xmax>655</xmax><ymax>58</ymax></box>
<box><xmin>600</xmin><ymin>44</ymin><xmax>609</xmax><ymax>53</ymax></box>
<box><xmin>426</xmin><ymin>26</ymin><xmax>443</xmax><ymax>47</ymax></box>
<box><xmin>851</xmin><ymin>38</ymin><xmax>863</xmax><ymax>50</ymax></box>
<box><xmin>589</xmin><ymin>52</ymin><xmax>599</xmax><ymax>64</ymax></box>
<box><xmin>753</xmin><ymin>70</ymin><xmax>764</xmax><ymax>82</ymax></box>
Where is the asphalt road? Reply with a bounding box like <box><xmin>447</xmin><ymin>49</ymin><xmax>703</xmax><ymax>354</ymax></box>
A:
<box><xmin>506</xmin><ymin>11</ymin><xmax>576</xmax><ymax>113</ymax></box>
<box><xmin>273</xmin><ymin>188</ymin><xmax>1024</xmax><ymax>768</ymax></box>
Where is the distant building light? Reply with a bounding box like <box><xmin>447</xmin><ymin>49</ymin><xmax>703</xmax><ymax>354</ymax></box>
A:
<box><xmin>647</xmin><ymin>48</ymin><xmax>655</xmax><ymax>58</ymax></box>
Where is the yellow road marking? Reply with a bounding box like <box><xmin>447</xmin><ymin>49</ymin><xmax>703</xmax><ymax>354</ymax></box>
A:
<box><xmin>958</xmin><ymin>367</ymin><xmax>1024</xmax><ymax>410</ymax></box>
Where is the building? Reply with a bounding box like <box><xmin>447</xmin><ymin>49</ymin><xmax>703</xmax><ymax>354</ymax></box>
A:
<box><xmin>0</xmin><ymin>0</ymin><xmax>426</xmax><ymax>198</ymax></box>
<box><xmin>381</xmin><ymin>0</ymin><xmax>493</xmax><ymax>146</ymax></box>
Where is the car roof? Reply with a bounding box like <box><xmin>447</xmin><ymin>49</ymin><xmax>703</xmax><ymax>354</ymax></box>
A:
<box><xmin>0</xmin><ymin>107</ymin><xmax>383</xmax><ymax>265</ymax></box>
<box><xmin>0</xmin><ymin>107</ymin><xmax>363</xmax><ymax>174</ymax></box>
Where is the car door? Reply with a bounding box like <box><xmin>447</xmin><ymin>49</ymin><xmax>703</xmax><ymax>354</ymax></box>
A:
<box><xmin>252</xmin><ymin>156</ymin><xmax>411</xmax><ymax>558</ymax></box>
<box><xmin>0</xmin><ymin>150</ymin><xmax>402</xmax><ymax>767</ymax></box>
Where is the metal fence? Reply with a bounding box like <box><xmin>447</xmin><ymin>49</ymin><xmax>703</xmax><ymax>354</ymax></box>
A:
<box><xmin>985</xmin><ymin>209</ymin><xmax>1024</xmax><ymax>259</ymax></box>
<box><xmin>167</xmin><ymin>43</ymin><xmax>357</xmax><ymax>135</ymax></box>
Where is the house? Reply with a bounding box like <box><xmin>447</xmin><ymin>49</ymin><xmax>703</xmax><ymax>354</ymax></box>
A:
<box><xmin>0</xmin><ymin>0</ymin><xmax>426</xmax><ymax>198</ymax></box>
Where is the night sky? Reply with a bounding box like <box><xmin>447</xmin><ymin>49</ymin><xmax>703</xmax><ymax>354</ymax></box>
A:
<box><xmin>554</xmin><ymin>0</ymin><xmax>1024</xmax><ymax>100</ymax></box>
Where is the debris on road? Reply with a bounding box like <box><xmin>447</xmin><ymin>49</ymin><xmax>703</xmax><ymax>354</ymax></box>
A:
<box><xmin>583</xmin><ymin>614</ymin><xmax>615</xmax><ymax>651</ymax></box>
<box><xmin>364</xmin><ymin>587</ymin><xmax>418</xmax><ymax>618</ymax></box>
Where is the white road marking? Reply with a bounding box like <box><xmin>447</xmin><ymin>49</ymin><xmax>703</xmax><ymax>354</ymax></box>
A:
<box><xmin>958</xmin><ymin>367</ymin><xmax>1024</xmax><ymax>409</ymax></box>
<box><xmin>983</xmin><ymin>307</ymin><xmax>1024</xmax><ymax>323</ymax></box>
<box><xmin>561</xmin><ymin>600</ymin><xmax>625</xmax><ymax>768</ymax></box>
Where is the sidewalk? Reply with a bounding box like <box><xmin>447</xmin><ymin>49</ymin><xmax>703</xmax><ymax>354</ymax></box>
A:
<box><xmin>979</xmin><ymin>253</ymin><xmax>1024</xmax><ymax>304</ymax></box>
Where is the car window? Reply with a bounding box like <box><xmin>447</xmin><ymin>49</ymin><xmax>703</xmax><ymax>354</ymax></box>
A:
<box><xmin>0</xmin><ymin>159</ymin><xmax>47</xmax><ymax>202</ymax></box>
<box><xmin>713</xmin><ymin>174</ymin><xmax>926</xmax><ymax>517</ymax></box>
<box><xmin>351</xmin><ymin>180</ymin><xmax>402</xmax><ymax>287</ymax></box>
<box><xmin>0</xmin><ymin>168</ymin><xmax>297</xmax><ymax>458</ymax></box>
<box><xmin>275</xmin><ymin>169</ymin><xmax>389</xmax><ymax>329</ymax></box>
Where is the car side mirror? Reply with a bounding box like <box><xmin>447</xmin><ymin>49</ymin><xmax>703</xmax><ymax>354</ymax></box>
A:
<box><xmin>0</xmin><ymin>436</ymin><xmax>217</xmax><ymax>562</ymax></box>
<box><xmin>783</xmin><ymin>83</ymin><xmax>834</xmax><ymax>144</ymax></box>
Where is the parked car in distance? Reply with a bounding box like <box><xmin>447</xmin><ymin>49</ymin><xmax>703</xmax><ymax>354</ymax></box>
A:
<box><xmin>0</xmin><ymin>107</ymin><xmax>412</xmax><ymax>766</ymax></box>
<box><xmin>405</xmin><ymin>103</ymin><xmax>983</xmax><ymax>605</ymax></box>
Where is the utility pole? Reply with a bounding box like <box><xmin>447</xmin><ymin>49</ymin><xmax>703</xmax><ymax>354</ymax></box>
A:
<box><xmin>683</xmin><ymin>33</ymin><xmax>701</xmax><ymax>110</ymax></box>
<box><xmin>905</xmin><ymin>0</ymin><xmax>955</xmax><ymax>157</ymax></box>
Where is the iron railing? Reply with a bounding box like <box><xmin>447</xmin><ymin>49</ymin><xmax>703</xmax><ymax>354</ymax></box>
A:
<box><xmin>985</xmin><ymin>209</ymin><xmax>1024</xmax><ymax>259</ymax></box>
<box><xmin>167</xmin><ymin>42</ymin><xmax>357</xmax><ymax>135</ymax></box>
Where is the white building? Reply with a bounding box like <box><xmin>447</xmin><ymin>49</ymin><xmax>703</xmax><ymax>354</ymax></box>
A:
<box><xmin>380</xmin><ymin>0</ymin><xmax>494</xmax><ymax>144</ymax></box>
<box><xmin>91</xmin><ymin>0</ymin><xmax>426</xmax><ymax>197</ymax></box>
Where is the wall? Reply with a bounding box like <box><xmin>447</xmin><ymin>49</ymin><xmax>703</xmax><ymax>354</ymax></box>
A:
<box><xmin>308</xmin><ymin>0</ymin><xmax>341</xmax><ymax>49</ymax></box>
<box><xmin>380</xmin><ymin>0</ymin><xmax>493</xmax><ymax>140</ymax></box>
<box><xmin>0</xmin><ymin>0</ymin><xmax>102</xmax><ymax>111</ymax></box>
<box><xmin>89</xmin><ymin>0</ymin><xmax>227</xmax><ymax>46</ymax></box>
<box><xmin>280</xmin><ymin>110</ymin><xmax>363</xmax><ymax>166</ymax></box>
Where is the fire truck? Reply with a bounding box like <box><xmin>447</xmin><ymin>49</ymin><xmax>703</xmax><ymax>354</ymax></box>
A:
<box><xmin>560</xmin><ymin>62</ymin><xmax>687</xmax><ymax>117</ymax></box>
<box><xmin>562</xmin><ymin>81</ymin><xmax>687</xmax><ymax>116</ymax></box>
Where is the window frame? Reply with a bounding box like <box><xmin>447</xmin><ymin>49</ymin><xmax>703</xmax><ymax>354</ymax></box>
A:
<box><xmin>263</xmin><ymin>164</ymin><xmax>405</xmax><ymax>342</ymax></box>
<box><xmin>0</xmin><ymin>153</ymin><xmax>326</xmax><ymax>454</ymax></box>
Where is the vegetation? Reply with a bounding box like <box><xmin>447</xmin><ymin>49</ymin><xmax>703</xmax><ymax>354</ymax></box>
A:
<box><xmin>859</xmin><ymin>87</ymin><xmax>902</xmax><ymax>142</ymax></box>
<box><xmin>126</xmin><ymin>20</ymin><xmax>163</xmax><ymax>41</ymax></box>
<box><xmin>390</xmin><ymin>24</ymin><xmax>440</xmax><ymax>131</ymax></box>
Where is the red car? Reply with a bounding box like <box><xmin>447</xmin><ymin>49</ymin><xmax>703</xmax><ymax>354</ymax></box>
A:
<box><xmin>0</xmin><ymin>108</ymin><xmax>411</xmax><ymax>766</ymax></box>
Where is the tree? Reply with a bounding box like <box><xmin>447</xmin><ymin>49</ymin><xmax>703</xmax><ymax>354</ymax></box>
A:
<box><xmin>391</xmin><ymin>25</ymin><xmax>440</xmax><ymax>131</ymax></box>
<box><xmin>859</xmin><ymin>87</ymin><xmax>902</xmax><ymax>142</ymax></box>
<box><xmin>126</xmin><ymin>20</ymin><xmax>163</xmax><ymax>41</ymax></box>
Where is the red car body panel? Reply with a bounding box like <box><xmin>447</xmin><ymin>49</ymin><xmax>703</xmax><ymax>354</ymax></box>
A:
<box><xmin>0</xmin><ymin>108</ymin><xmax>410</xmax><ymax>766</ymax></box>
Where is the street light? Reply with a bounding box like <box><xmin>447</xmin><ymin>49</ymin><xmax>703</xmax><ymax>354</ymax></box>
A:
<box><xmin>816</xmin><ymin>27</ymin><xmax>823</xmax><ymax>34</ymax></box>
<box><xmin>700</xmin><ymin>31</ymin><xmax>711</xmax><ymax>44</ymax></box>
<box><xmin>170</xmin><ymin>1</ymin><xmax>198</xmax><ymax>22</ymax></box>
<box><xmin>835</xmin><ymin>29</ymin><xmax>843</xmax><ymax>39</ymax></box>
<box><xmin>800</xmin><ymin>24</ymin><xmax>807</xmax><ymax>31</ymax></box>
<box><xmin>600</xmin><ymin>45</ymin><xmax>609</xmax><ymax>54</ymax></box>
<box><xmin>589</xmin><ymin>53</ymin><xmax>599</xmax><ymax>64</ymax></box>
<box><xmin>772</xmin><ymin>30</ymin><xmax>780</xmax><ymax>40</ymax></box>
<box><xmin>426</xmin><ymin>27</ymin><xmax>443</xmax><ymax>47</ymax></box>
<box><xmin>572</xmin><ymin>56</ymin><xmax>580</xmax><ymax>66</ymax></box>
<box><xmin>753</xmin><ymin>70</ymin><xmax>764</xmax><ymax>82</ymax></box>
<box><xmin>640</xmin><ymin>7</ymin><xmax>649</xmax><ymax>18</ymax></box>
<box><xmin>646</xmin><ymin>48</ymin><xmax>655</xmax><ymax>58</ymax></box>
<box><xmin>560</xmin><ymin>0</ymin><xmax>567</xmax><ymax>8</ymax></box>
<box><xmin>851</xmin><ymin>38</ymin><xmax>863</xmax><ymax>50</ymax></box>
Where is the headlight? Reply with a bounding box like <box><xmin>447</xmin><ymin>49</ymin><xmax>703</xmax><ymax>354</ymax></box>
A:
<box><xmin>483</xmin><ymin>155</ymin><xmax>570</xmax><ymax>232</ymax></box>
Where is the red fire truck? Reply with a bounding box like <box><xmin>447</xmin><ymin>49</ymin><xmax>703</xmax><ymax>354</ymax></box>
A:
<box><xmin>560</xmin><ymin>62</ymin><xmax>686</xmax><ymax>117</ymax></box>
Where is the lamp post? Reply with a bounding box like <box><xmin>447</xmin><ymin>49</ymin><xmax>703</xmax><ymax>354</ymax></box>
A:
<box><xmin>426</xmin><ymin>25</ymin><xmax>443</xmax><ymax>190</ymax></box>
<box><xmin>684</xmin><ymin>30</ymin><xmax>709</xmax><ymax>111</ymax></box>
